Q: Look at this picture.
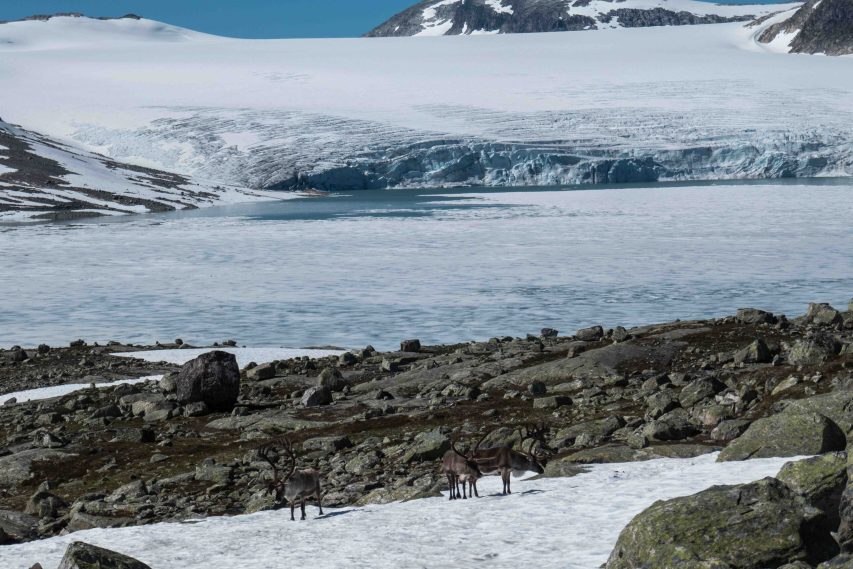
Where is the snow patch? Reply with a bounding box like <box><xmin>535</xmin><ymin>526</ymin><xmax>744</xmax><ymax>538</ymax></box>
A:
<box><xmin>115</xmin><ymin>347</ymin><xmax>346</xmax><ymax>369</ymax></box>
<box><xmin>486</xmin><ymin>0</ymin><xmax>514</xmax><ymax>15</ymax></box>
<box><xmin>0</xmin><ymin>375</ymin><xmax>162</xmax><ymax>403</ymax></box>
<box><xmin>0</xmin><ymin>453</ymin><xmax>800</xmax><ymax>569</ymax></box>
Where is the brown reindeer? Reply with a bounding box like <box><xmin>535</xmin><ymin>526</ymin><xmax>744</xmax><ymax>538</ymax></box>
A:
<box><xmin>472</xmin><ymin>424</ymin><xmax>549</xmax><ymax>495</ymax></box>
<box><xmin>441</xmin><ymin>434</ymin><xmax>483</xmax><ymax>500</ymax></box>
<box><xmin>258</xmin><ymin>439</ymin><xmax>324</xmax><ymax>520</ymax></box>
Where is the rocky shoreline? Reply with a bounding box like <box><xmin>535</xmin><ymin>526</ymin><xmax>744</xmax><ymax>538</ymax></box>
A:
<box><xmin>1</xmin><ymin>300</ymin><xmax>853</xmax><ymax>567</ymax></box>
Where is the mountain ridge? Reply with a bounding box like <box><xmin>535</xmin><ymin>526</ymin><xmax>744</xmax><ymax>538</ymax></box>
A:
<box><xmin>365</xmin><ymin>0</ymin><xmax>794</xmax><ymax>36</ymax></box>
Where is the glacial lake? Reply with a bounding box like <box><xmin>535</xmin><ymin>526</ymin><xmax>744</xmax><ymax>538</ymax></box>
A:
<box><xmin>1</xmin><ymin>178</ymin><xmax>852</xmax><ymax>350</ymax></box>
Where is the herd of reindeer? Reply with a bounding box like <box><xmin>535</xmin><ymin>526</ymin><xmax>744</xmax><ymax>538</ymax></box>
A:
<box><xmin>258</xmin><ymin>424</ymin><xmax>550</xmax><ymax>521</ymax></box>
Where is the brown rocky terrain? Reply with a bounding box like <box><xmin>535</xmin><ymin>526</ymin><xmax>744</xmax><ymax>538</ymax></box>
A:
<box><xmin>1</xmin><ymin>299</ymin><xmax>852</xmax><ymax>566</ymax></box>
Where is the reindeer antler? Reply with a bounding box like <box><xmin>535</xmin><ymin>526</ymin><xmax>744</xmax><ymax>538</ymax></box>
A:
<box><xmin>516</xmin><ymin>422</ymin><xmax>550</xmax><ymax>458</ymax></box>
<box><xmin>449</xmin><ymin>433</ymin><xmax>472</xmax><ymax>462</ymax></box>
<box><xmin>281</xmin><ymin>438</ymin><xmax>297</xmax><ymax>481</ymax></box>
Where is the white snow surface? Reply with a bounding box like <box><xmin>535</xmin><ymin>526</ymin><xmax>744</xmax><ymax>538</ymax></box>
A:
<box><xmin>0</xmin><ymin>375</ymin><xmax>161</xmax><ymax>403</ymax></box>
<box><xmin>0</xmin><ymin>453</ymin><xmax>800</xmax><ymax>569</ymax></box>
<box><xmin>2</xmin><ymin>12</ymin><xmax>850</xmax><ymax>193</ymax></box>
<box><xmin>115</xmin><ymin>347</ymin><xmax>346</xmax><ymax>368</ymax></box>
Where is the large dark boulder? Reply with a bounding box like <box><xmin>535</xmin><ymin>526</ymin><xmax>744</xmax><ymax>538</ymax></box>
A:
<box><xmin>778</xmin><ymin>453</ymin><xmax>847</xmax><ymax>529</ymax></box>
<box><xmin>175</xmin><ymin>351</ymin><xmax>240</xmax><ymax>411</ymax></box>
<box><xmin>606</xmin><ymin>478</ymin><xmax>837</xmax><ymax>568</ymax></box>
<box><xmin>58</xmin><ymin>541</ymin><xmax>151</xmax><ymax>569</ymax></box>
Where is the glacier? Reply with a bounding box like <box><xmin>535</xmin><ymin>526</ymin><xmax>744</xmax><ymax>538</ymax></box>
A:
<box><xmin>0</xmin><ymin>13</ymin><xmax>851</xmax><ymax>195</ymax></box>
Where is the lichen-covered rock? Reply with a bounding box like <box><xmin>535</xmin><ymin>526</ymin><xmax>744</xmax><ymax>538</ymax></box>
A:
<box><xmin>576</xmin><ymin>325</ymin><xmax>604</xmax><ymax>342</ymax></box>
<box><xmin>736</xmin><ymin>308</ymin><xmax>777</xmax><ymax>325</ymax></box>
<box><xmin>58</xmin><ymin>541</ymin><xmax>151</xmax><ymax>569</ymax></box>
<box><xmin>778</xmin><ymin>452</ymin><xmax>847</xmax><ymax>527</ymax></box>
<box><xmin>175</xmin><ymin>351</ymin><xmax>240</xmax><ymax>411</ymax></box>
<box><xmin>643</xmin><ymin>408</ymin><xmax>698</xmax><ymax>442</ymax></box>
<box><xmin>718</xmin><ymin>411</ymin><xmax>845</xmax><ymax>462</ymax></box>
<box><xmin>606</xmin><ymin>478</ymin><xmax>836</xmax><ymax>569</ymax></box>
<box><xmin>301</xmin><ymin>386</ymin><xmax>333</xmax><ymax>407</ymax></box>
<box><xmin>733</xmin><ymin>339</ymin><xmax>773</xmax><ymax>365</ymax></box>
<box><xmin>680</xmin><ymin>377</ymin><xmax>725</xmax><ymax>408</ymax></box>
<box><xmin>401</xmin><ymin>429</ymin><xmax>450</xmax><ymax>463</ymax></box>
<box><xmin>819</xmin><ymin>554</ymin><xmax>853</xmax><ymax>568</ymax></box>
<box><xmin>788</xmin><ymin>333</ymin><xmax>841</xmax><ymax>366</ymax></box>
<box><xmin>784</xmin><ymin>391</ymin><xmax>853</xmax><ymax>434</ymax></box>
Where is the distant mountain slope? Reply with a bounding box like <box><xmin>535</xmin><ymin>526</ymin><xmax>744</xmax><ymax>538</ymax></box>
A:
<box><xmin>365</xmin><ymin>0</ymin><xmax>790</xmax><ymax>36</ymax></box>
<box><xmin>0</xmin><ymin>121</ymin><xmax>272</xmax><ymax>222</ymax></box>
<box><xmin>757</xmin><ymin>0</ymin><xmax>853</xmax><ymax>55</ymax></box>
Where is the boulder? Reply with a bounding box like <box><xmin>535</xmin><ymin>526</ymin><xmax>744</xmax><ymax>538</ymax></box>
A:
<box><xmin>0</xmin><ymin>449</ymin><xmax>71</xmax><ymax>487</ymax></box>
<box><xmin>612</xmin><ymin>326</ymin><xmax>631</xmax><ymax>342</ymax></box>
<box><xmin>58</xmin><ymin>541</ymin><xmax>151</xmax><ymax>569</ymax></box>
<box><xmin>606</xmin><ymin>478</ymin><xmax>836</xmax><ymax>569</ymax></box>
<box><xmin>733</xmin><ymin>339</ymin><xmax>773</xmax><ymax>365</ymax></box>
<box><xmin>784</xmin><ymin>391</ymin><xmax>853</xmax><ymax>433</ymax></box>
<box><xmin>736</xmin><ymin>308</ymin><xmax>777</xmax><ymax>325</ymax></box>
<box><xmin>533</xmin><ymin>395</ymin><xmax>572</xmax><ymax>409</ymax></box>
<box><xmin>576</xmin><ymin>325</ymin><xmax>604</xmax><ymax>342</ymax></box>
<box><xmin>643</xmin><ymin>408</ymin><xmax>699</xmax><ymax>442</ymax></box>
<box><xmin>555</xmin><ymin>416</ymin><xmax>624</xmax><ymax>448</ymax></box>
<box><xmin>680</xmin><ymin>377</ymin><xmax>726</xmax><ymax>408</ymax></box>
<box><xmin>301</xmin><ymin>386</ymin><xmax>332</xmax><ymax>407</ymax></box>
<box><xmin>806</xmin><ymin>303</ymin><xmax>844</xmax><ymax>326</ymax></box>
<box><xmin>246</xmin><ymin>362</ymin><xmax>276</xmax><ymax>381</ymax></box>
<box><xmin>317</xmin><ymin>368</ymin><xmax>346</xmax><ymax>392</ymax></box>
<box><xmin>710</xmin><ymin>419</ymin><xmax>752</xmax><ymax>442</ymax></box>
<box><xmin>175</xmin><ymin>351</ymin><xmax>240</xmax><ymax>411</ymax></box>
<box><xmin>401</xmin><ymin>429</ymin><xmax>450</xmax><ymax>462</ymax></box>
<box><xmin>540</xmin><ymin>328</ymin><xmax>559</xmax><ymax>338</ymax></box>
<box><xmin>0</xmin><ymin>510</ymin><xmax>38</xmax><ymax>542</ymax></box>
<box><xmin>778</xmin><ymin>453</ymin><xmax>847</xmax><ymax>528</ymax></box>
<box><xmin>788</xmin><ymin>333</ymin><xmax>841</xmax><ymax>366</ymax></box>
<box><xmin>400</xmin><ymin>339</ymin><xmax>421</xmax><ymax>352</ymax></box>
<box><xmin>719</xmin><ymin>411</ymin><xmax>845</xmax><ymax>462</ymax></box>
<box><xmin>819</xmin><ymin>555</ymin><xmax>853</xmax><ymax>568</ymax></box>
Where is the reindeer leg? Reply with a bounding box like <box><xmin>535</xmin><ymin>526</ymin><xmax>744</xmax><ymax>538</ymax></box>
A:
<box><xmin>290</xmin><ymin>501</ymin><xmax>295</xmax><ymax>521</ymax></box>
<box><xmin>472</xmin><ymin>480</ymin><xmax>479</xmax><ymax>498</ymax></box>
<box><xmin>317</xmin><ymin>490</ymin><xmax>324</xmax><ymax>516</ymax></box>
<box><xmin>446</xmin><ymin>473</ymin><xmax>454</xmax><ymax>500</ymax></box>
<box><xmin>301</xmin><ymin>499</ymin><xmax>306</xmax><ymax>521</ymax></box>
<box><xmin>461</xmin><ymin>479</ymin><xmax>467</xmax><ymax>500</ymax></box>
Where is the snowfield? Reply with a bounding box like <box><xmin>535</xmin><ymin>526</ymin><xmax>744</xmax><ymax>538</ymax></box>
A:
<box><xmin>1</xmin><ymin>12</ymin><xmax>851</xmax><ymax>195</ymax></box>
<box><xmin>0</xmin><ymin>375</ymin><xmax>162</xmax><ymax>404</ymax></box>
<box><xmin>0</xmin><ymin>453</ymin><xmax>798</xmax><ymax>569</ymax></box>
<box><xmin>114</xmin><ymin>347</ymin><xmax>346</xmax><ymax>368</ymax></box>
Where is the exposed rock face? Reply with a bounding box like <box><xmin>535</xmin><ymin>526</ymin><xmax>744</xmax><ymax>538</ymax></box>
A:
<box><xmin>175</xmin><ymin>351</ymin><xmax>240</xmax><ymax>411</ymax></box>
<box><xmin>777</xmin><ymin>452</ymin><xmax>847</xmax><ymax>528</ymax></box>
<box><xmin>366</xmin><ymin>0</ymin><xmax>761</xmax><ymax>37</ymax></box>
<box><xmin>58</xmin><ymin>541</ymin><xmax>151</xmax><ymax>569</ymax></box>
<box><xmin>757</xmin><ymin>0</ymin><xmax>853</xmax><ymax>56</ymax></box>
<box><xmin>718</xmin><ymin>411</ymin><xmax>846</xmax><ymax>461</ymax></box>
<box><xmin>607</xmin><ymin>478</ymin><xmax>837</xmax><ymax>568</ymax></box>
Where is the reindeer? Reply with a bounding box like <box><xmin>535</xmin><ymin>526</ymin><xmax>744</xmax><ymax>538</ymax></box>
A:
<box><xmin>441</xmin><ymin>434</ymin><xmax>483</xmax><ymax>500</ymax></box>
<box><xmin>258</xmin><ymin>439</ymin><xmax>324</xmax><ymax>521</ymax></box>
<box><xmin>472</xmin><ymin>424</ymin><xmax>549</xmax><ymax>495</ymax></box>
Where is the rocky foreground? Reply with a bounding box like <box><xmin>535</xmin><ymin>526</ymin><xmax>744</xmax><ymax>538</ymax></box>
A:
<box><xmin>1</xmin><ymin>300</ymin><xmax>853</xmax><ymax>567</ymax></box>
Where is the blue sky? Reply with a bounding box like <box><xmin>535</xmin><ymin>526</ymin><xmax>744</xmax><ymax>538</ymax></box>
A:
<box><xmin>1</xmin><ymin>0</ymin><xmax>793</xmax><ymax>38</ymax></box>
<box><xmin>0</xmin><ymin>0</ymin><xmax>417</xmax><ymax>38</ymax></box>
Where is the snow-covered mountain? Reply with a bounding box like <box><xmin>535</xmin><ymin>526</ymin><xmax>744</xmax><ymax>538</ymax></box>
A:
<box><xmin>365</xmin><ymin>0</ymin><xmax>786</xmax><ymax>36</ymax></box>
<box><xmin>0</xmin><ymin>12</ymin><xmax>851</xmax><ymax>203</ymax></box>
<box><xmin>0</xmin><ymin>120</ymin><xmax>274</xmax><ymax>222</ymax></box>
<box><xmin>756</xmin><ymin>0</ymin><xmax>853</xmax><ymax>56</ymax></box>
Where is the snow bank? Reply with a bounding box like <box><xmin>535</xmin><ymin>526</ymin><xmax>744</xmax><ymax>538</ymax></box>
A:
<box><xmin>0</xmin><ymin>453</ymin><xmax>799</xmax><ymax>569</ymax></box>
<box><xmin>115</xmin><ymin>347</ymin><xmax>345</xmax><ymax>368</ymax></box>
<box><xmin>0</xmin><ymin>375</ymin><xmax>162</xmax><ymax>403</ymax></box>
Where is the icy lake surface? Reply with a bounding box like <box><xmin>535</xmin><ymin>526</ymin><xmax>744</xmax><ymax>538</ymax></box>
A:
<box><xmin>1</xmin><ymin>180</ymin><xmax>852</xmax><ymax>350</ymax></box>
<box><xmin>0</xmin><ymin>453</ymin><xmax>798</xmax><ymax>569</ymax></box>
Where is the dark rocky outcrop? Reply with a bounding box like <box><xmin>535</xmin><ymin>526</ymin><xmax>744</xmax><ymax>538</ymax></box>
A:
<box><xmin>57</xmin><ymin>541</ymin><xmax>151</xmax><ymax>569</ymax></box>
<box><xmin>366</xmin><ymin>0</ymin><xmax>758</xmax><ymax>37</ymax></box>
<box><xmin>758</xmin><ymin>0</ymin><xmax>853</xmax><ymax>56</ymax></box>
<box><xmin>175</xmin><ymin>351</ymin><xmax>240</xmax><ymax>411</ymax></box>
